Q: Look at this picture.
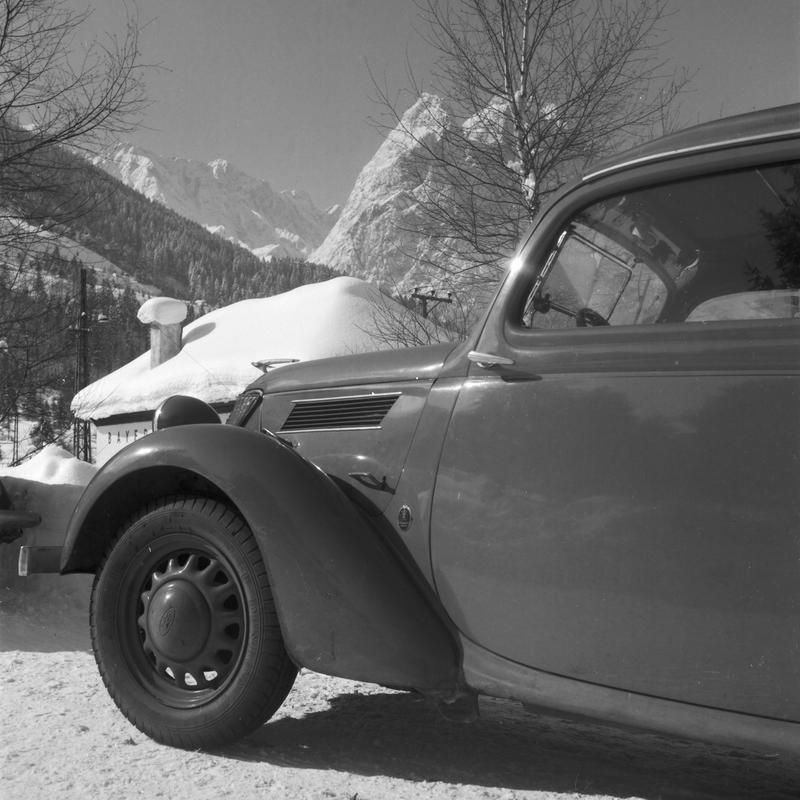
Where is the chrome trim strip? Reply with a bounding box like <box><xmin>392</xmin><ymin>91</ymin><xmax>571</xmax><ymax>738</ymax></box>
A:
<box><xmin>583</xmin><ymin>128</ymin><xmax>800</xmax><ymax>182</ymax></box>
<box><xmin>280</xmin><ymin>425</ymin><xmax>384</xmax><ymax>434</ymax></box>
<box><xmin>287</xmin><ymin>391</ymin><xmax>401</xmax><ymax>406</ymax></box>
<box><xmin>467</xmin><ymin>351</ymin><xmax>516</xmax><ymax>368</ymax></box>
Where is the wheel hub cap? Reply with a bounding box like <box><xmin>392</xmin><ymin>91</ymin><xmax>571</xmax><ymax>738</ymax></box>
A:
<box><xmin>130</xmin><ymin>549</ymin><xmax>246</xmax><ymax>702</ymax></box>
<box><xmin>147</xmin><ymin>580</ymin><xmax>211</xmax><ymax>661</ymax></box>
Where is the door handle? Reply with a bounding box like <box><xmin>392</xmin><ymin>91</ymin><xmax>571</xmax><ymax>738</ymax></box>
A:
<box><xmin>348</xmin><ymin>472</ymin><xmax>395</xmax><ymax>494</ymax></box>
<box><xmin>467</xmin><ymin>350</ymin><xmax>515</xmax><ymax>369</ymax></box>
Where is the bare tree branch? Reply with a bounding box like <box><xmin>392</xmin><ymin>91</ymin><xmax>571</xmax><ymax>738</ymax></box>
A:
<box><xmin>372</xmin><ymin>0</ymin><xmax>691</xmax><ymax>305</ymax></box>
<box><xmin>1</xmin><ymin>0</ymin><xmax>148</xmax><ymax>246</ymax></box>
<box><xmin>0</xmin><ymin>0</ymin><xmax>149</xmax><ymax>446</ymax></box>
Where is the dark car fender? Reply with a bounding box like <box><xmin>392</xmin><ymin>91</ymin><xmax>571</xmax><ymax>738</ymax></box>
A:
<box><xmin>62</xmin><ymin>424</ymin><xmax>460</xmax><ymax>693</ymax></box>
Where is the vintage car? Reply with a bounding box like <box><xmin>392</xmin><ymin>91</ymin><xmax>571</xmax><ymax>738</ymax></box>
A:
<box><xmin>22</xmin><ymin>103</ymin><xmax>800</xmax><ymax>753</ymax></box>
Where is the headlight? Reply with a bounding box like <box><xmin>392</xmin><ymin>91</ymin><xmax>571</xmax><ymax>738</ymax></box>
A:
<box><xmin>153</xmin><ymin>395</ymin><xmax>220</xmax><ymax>430</ymax></box>
<box><xmin>226</xmin><ymin>389</ymin><xmax>262</xmax><ymax>427</ymax></box>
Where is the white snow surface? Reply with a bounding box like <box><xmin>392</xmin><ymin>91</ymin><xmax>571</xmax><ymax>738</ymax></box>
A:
<box><xmin>0</xmin><ymin>444</ymin><xmax>96</xmax><ymax>486</ymax></box>
<box><xmin>70</xmin><ymin>277</ymin><xmax>402</xmax><ymax>420</ymax></box>
<box><xmin>92</xmin><ymin>144</ymin><xmax>338</xmax><ymax>261</ymax></box>
<box><xmin>137</xmin><ymin>295</ymin><xmax>188</xmax><ymax>326</ymax></box>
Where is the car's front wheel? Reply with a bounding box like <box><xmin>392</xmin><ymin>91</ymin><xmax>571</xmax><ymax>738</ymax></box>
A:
<box><xmin>90</xmin><ymin>496</ymin><xmax>296</xmax><ymax>749</ymax></box>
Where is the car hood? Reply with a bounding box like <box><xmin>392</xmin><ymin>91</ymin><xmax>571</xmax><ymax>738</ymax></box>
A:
<box><xmin>249</xmin><ymin>342</ymin><xmax>459</xmax><ymax>395</ymax></box>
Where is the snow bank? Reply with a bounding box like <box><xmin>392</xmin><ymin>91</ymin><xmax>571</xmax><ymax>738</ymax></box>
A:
<box><xmin>0</xmin><ymin>447</ymin><xmax>96</xmax><ymax>606</ymax></box>
<box><xmin>1</xmin><ymin>444</ymin><xmax>97</xmax><ymax>486</ymax></box>
<box><xmin>71</xmin><ymin>277</ymin><xmax>406</xmax><ymax>420</ymax></box>
<box><xmin>0</xmin><ymin>446</ymin><xmax>96</xmax><ymax>550</ymax></box>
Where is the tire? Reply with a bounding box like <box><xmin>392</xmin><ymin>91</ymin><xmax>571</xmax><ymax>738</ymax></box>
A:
<box><xmin>90</xmin><ymin>495</ymin><xmax>297</xmax><ymax>749</ymax></box>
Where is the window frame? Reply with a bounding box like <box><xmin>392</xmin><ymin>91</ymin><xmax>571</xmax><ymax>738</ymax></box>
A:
<box><xmin>467</xmin><ymin>137</ymin><xmax>800</xmax><ymax>378</ymax></box>
<box><xmin>521</xmin><ymin>223</ymin><xmax>673</xmax><ymax>329</ymax></box>
<box><xmin>520</xmin><ymin>154</ymin><xmax>798</xmax><ymax>332</ymax></box>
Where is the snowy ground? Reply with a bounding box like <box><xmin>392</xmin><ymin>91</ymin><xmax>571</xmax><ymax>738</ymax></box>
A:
<box><xmin>1</xmin><ymin>449</ymin><xmax>799</xmax><ymax>800</ymax></box>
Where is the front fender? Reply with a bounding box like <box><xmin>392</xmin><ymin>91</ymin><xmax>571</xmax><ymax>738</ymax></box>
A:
<box><xmin>63</xmin><ymin>424</ymin><xmax>459</xmax><ymax>691</ymax></box>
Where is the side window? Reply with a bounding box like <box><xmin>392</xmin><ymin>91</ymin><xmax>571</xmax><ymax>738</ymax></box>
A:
<box><xmin>523</xmin><ymin>162</ymin><xmax>800</xmax><ymax>328</ymax></box>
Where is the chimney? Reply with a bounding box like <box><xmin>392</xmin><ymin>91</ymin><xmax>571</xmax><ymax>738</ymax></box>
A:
<box><xmin>137</xmin><ymin>297</ymin><xmax>188</xmax><ymax>368</ymax></box>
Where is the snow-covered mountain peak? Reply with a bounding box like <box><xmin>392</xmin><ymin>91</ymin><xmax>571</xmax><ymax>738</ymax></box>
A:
<box><xmin>463</xmin><ymin>95</ymin><xmax>512</xmax><ymax>146</ymax></box>
<box><xmin>93</xmin><ymin>144</ymin><xmax>336</xmax><ymax>261</ymax></box>
<box><xmin>209</xmin><ymin>158</ymin><xmax>234</xmax><ymax>179</ymax></box>
<box><xmin>310</xmin><ymin>94</ymin><xmax>455</xmax><ymax>288</ymax></box>
<box><xmin>386</xmin><ymin>93</ymin><xmax>449</xmax><ymax>148</ymax></box>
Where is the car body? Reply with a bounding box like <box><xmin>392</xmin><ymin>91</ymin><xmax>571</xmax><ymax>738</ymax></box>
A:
<box><xmin>25</xmin><ymin>103</ymin><xmax>800</xmax><ymax>753</ymax></box>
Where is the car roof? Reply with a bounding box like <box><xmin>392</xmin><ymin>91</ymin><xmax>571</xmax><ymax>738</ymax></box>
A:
<box><xmin>584</xmin><ymin>103</ymin><xmax>800</xmax><ymax>181</ymax></box>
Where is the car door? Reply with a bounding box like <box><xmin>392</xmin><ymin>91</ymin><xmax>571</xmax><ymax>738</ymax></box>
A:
<box><xmin>430</xmin><ymin>152</ymin><xmax>800</xmax><ymax>720</ymax></box>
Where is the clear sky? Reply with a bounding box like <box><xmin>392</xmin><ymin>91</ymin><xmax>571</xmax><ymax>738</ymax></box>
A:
<box><xmin>71</xmin><ymin>0</ymin><xmax>799</xmax><ymax>209</ymax></box>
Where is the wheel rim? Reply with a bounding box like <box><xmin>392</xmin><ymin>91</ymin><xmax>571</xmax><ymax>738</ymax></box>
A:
<box><xmin>119</xmin><ymin>534</ymin><xmax>247</xmax><ymax>708</ymax></box>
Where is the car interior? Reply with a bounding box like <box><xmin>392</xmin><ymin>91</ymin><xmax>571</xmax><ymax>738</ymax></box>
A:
<box><xmin>523</xmin><ymin>161</ymin><xmax>800</xmax><ymax>328</ymax></box>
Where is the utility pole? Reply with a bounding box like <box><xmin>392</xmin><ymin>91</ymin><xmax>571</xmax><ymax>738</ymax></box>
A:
<box><xmin>0</xmin><ymin>338</ymin><xmax>20</xmax><ymax>464</ymax></box>
<box><xmin>73</xmin><ymin>266</ymin><xmax>92</xmax><ymax>462</ymax></box>
<box><xmin>411</xmin><ymin>287</ymin><xmax>453</xmax><ymax>319</ymax></box>
<box><xmin>11</xmin><ymin>410</ymin><xmax>18</xmax><ymax>464</ymax></box>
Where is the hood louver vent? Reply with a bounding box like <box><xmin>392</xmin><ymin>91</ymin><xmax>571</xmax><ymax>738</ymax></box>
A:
<box><xmin>279</xmin><ymin>393</ymin><xmax>400</xmax><ymax>433</ymax></box>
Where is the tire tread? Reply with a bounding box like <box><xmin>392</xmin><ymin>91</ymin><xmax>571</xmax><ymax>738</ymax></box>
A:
<box><xmin>90</xmin><ymin>494</ymin><xmax>297</xmax><ymax>750</ymax></box>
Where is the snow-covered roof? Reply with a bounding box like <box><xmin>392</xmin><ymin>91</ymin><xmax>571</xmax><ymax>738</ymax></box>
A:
<box><xmin>71</xmin><ymin>277</ymin><xmax>402</xmax><ymax>420</ymax></box>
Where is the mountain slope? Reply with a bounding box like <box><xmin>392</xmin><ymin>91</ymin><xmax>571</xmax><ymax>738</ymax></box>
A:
<box><xmin>93</xmin><ymin>144</ymin><xmax>337</xmax><ymax>261</ymax></box>
<box><xmin>310</xmin><ymin>94</ymin><xmax>454</xmax><ymax>289</ymax></box>
<box><xmin>56</xmin><ymin>155</ymin><xmax>336</xmax><ymax>306</ymax></box>
<box><xmin>5</xmin><ymin>142</ymin><xmax>339</xmax><ymax>309</ymax></box>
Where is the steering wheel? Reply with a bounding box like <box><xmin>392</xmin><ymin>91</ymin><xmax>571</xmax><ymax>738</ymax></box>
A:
<box><xmin>576</xmin><ymin>307</ymin><xmax>609</xmax><ymax>327</ymax></box>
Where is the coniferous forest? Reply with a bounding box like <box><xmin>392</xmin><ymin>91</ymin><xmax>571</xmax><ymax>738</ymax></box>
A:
<box><xmin>67</xmin><ymin>157</ymin><xmax>337</xmax><ymax>307</ymax></box>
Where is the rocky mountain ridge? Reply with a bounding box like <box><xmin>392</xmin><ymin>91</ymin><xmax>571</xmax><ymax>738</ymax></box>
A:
<box><xmin>92</xmin><ymin>144</ymin><xmax>338</xmax><ymax>261</ymax></box>
<box><xmin>95</xmin><ymin>94</ymin><xmax>499</xmax><ymax>299</ymax></box>
<box><xmin>310</xmin><ymin>94</ymin><xmax>457</xmax><ymax>290</ymax></box>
